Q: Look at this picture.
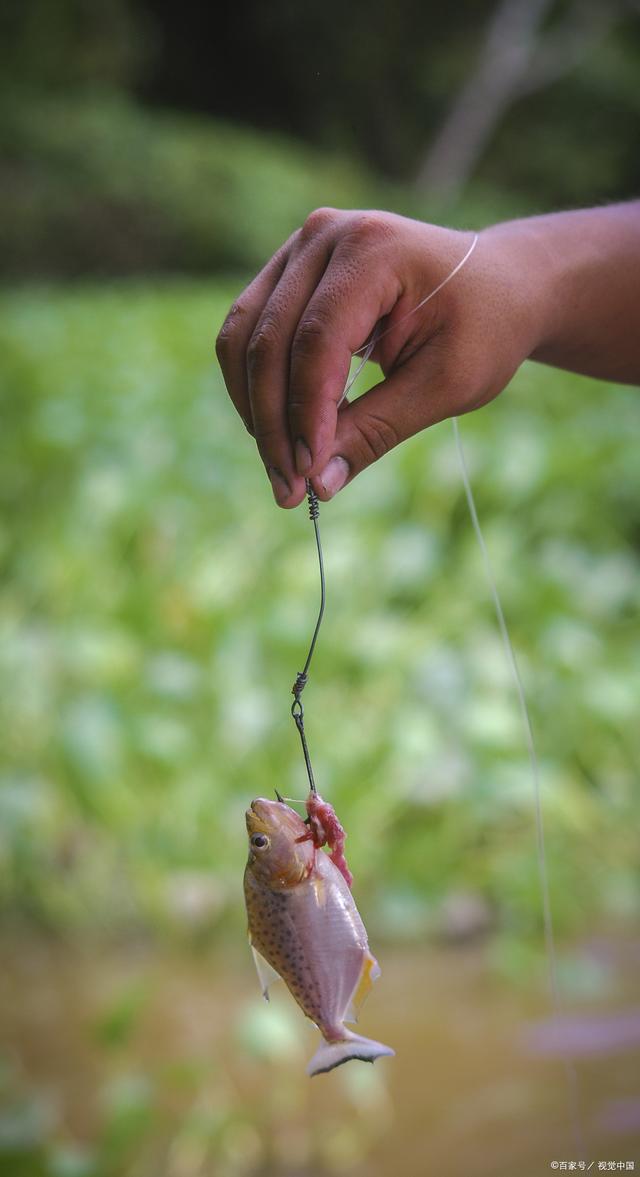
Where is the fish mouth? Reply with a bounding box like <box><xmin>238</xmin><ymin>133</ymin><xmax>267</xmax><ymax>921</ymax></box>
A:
<box><xmin>245</xmin><ymin>796</ymin><xmax>308</xmax><ymax>842</ymax></box>
<box><xmin>245</xmin><ymin>798</ymin><xmax>272</xmax><ymax>835</ymax></box>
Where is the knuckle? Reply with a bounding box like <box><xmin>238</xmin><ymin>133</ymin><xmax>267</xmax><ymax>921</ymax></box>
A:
<box><xmin>288</xmin><ymin>395</ymin><xmax>310</xmax><ymax>413</ymax></box>
<box><xmin>347</xmin><ymin>211</ymin><xmax>396</xmax><ymax>251</ymax></box>
<box><xmin>292</xmin><ymin>316</ymin><xmax>327</xmax><ymax>360</ymax></box>
<box><xmin>251</xmin><ymin>419</ymin><xmax>280</xmax><ymax>455</ymax></box>
<box><xmin>247</xmin><ymin>323</ymin><xmax>278</xmax><ymax>372</ymax></box>
<box><xmin>253</xmin><ymin>420</ymin><xmax>280</xmax><ymax>447</ymax></box>
<box><xmin>215</xmin><ymin>299</ymin><xmax>248</xmax><ymax>359</ymax></box>
<box><xmin>288</xmin><ymin>394</ymin><xmax>333</xmax><ymax>431</ymax></box>
<box><xmin>215</xmin><ymin>323</ymin><xmax>232</xmax><ymax>361</ymax></box>
<box><xmin>299</xmin><ymin>206</ymin><xmax>337</xmax><ymax>244</ymax></box>
<box><xmin>287</xmin><ymin>394</ymin><xmax>313</xmax><ymax>423</ymax></box>
<box><xmin>354</xmin><ymin>412</ymin><xmax>399</xmax><ymax>463</ymax></box>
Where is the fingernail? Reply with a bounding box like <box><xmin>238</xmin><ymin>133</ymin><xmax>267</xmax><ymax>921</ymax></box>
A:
<box><xmin>268</xmin><ymin>466</ymin><xmax>291</xmax><ymax>505</ymax></box>
<box><xmin>319</xmin><ymin>456</ymin><xmax>349</xmax><ymax>498</ymax></box>
<box><xmin>295</xmin><ymin>437</ymin><xmax>312</xmax><ymax>475</ymax></box>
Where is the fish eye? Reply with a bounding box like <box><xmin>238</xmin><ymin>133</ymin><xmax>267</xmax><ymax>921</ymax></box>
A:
<box><xmin>250</xmin><ymin>833</ymin><xmax>270</xmax><ymax>851</ymax></box>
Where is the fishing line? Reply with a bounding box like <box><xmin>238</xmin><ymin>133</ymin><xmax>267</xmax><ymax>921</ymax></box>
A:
<box><xmin>452</xmin><ymin>418</ymin><xmax>584</xmax><ymax>1157</ymax></box>
<box><xmin>288</xmin><ymin>226</ymin><xmax>585</xmax><ymax>1150</ymax></box>
<box><xmin>340</xmin><ymin>231</ymin><xmax>479</xmax><ymax>406</ymax></box>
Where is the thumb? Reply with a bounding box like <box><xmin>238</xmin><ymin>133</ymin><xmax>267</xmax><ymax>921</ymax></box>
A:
<box><xmin>311</xmin><ymin>347</ymin><xmax>462</xmax><ymax>498</ymax></box>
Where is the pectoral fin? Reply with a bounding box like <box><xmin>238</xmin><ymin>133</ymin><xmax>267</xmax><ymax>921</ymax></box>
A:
<box><xmin>251</xmin><ymin>946</ymin><xmax>282</xmax><ymax>1001</ymax></box>
<box><xmin>345</xmin><ymin>952</ymin><xmax>381</xmax><ymax>1023</ymax></box>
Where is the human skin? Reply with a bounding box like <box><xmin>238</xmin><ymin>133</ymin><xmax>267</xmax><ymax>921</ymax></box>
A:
<box><xmin>215</xmin><ymin>203</ymin><xmax>640</xmax><ymax>508</ymax></box>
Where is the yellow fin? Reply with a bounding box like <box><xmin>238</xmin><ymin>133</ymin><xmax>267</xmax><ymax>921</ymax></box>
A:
<box><xmin>345</xmin><ymin>952</ymin><xmax>381</xmax><ymax>1023</ymax></box>
<box><xmin>312</xmin><ymin>874</ymin><xmax>327</xmax><ymax>907</ymax></box>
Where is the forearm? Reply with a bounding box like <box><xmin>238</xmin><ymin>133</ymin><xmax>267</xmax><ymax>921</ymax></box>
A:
<box><xmin>483</xmin><ymin>202</ymin><xmax>640</xmax><ymax>385</ymax></box>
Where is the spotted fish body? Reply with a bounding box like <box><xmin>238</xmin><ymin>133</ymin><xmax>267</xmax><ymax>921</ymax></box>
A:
<box><xmin>244</xmin><ymin>797</ymin><xmax>394</xmax><ymax>1076</ymax></box>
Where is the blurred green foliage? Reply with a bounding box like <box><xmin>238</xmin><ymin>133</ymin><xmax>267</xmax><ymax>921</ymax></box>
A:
<box><xmin>3</xmin><ymin>0</ymin><xmax>640</xmax><ymax>195</ymax></box>
<box><xmin>0</xmin><ymin>93</ymin><xmax>387</xmax><ymax>278</ymax></box>
<box><xmin>0</xmin><ymin>89</ymin><xmax>533</xmax><ymax>280</ymax></box>
<box><xmin>0</xmin><ymin>0</ymin><xmax>143</xmax><ymax>94</ymax></box>
<box><xmin>1</xmin><ymin>1</ymin><xmax>639</xmax><ymax>278</ymax></box>
<box><xmin>1</xmin><ymin>282</ymin><xmax>639</xmax><ymax>949</ymax></box>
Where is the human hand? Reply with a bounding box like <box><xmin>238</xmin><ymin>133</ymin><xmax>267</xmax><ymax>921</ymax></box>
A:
<box><xmin>215</xmin><ymin>208</ymin><xmax>548</xmax><ymax>507</ymax></box>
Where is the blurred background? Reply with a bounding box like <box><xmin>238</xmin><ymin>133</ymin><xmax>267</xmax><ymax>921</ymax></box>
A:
<box><xmin>1</xmin><ymin>1</ymin><xmax>640</xmax><ymax>1175</ymax></box>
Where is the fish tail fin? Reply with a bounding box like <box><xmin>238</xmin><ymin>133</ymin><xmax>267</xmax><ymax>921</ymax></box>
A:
<box><xmin>306</xmin><ymin>1031</ymin><xmax>395</xmax><ymax>1077</ymax></box>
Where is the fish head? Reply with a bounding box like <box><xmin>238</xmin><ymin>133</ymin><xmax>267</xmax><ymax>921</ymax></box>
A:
<box><xmin>245</xmin><ymin>797</ymin><xmax>313</xmax><ymax>887</ymax></box>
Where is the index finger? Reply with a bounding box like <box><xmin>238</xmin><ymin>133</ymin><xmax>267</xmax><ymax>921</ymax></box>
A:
<box><xmin>288</xmin><ymin>231</ymin><xmax>403</xmax><ymax>477</ymax></box>
<box><xmin>215</xmin><ymin>242</ymin><xmax>291</xmax><ymax>433</ymax></box>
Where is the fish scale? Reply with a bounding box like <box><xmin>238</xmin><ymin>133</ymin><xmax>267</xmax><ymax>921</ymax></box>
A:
<box><xmin>245</xmin><ymin>872</ymin><xmax>324</xmax><ymax>1021</ymax></box>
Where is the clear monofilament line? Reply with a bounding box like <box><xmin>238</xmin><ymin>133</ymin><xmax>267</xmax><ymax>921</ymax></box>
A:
<box><xmin>451</xmin><ymin>417</ymin><xmax>585</xmax><ymax>1158</ymax></box>
<box><xmin>339</xmin><ymin>232</ymin><xmax>478</xmax><ymax>409</ymax></box>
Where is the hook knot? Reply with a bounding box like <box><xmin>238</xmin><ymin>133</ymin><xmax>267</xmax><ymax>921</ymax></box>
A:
<box><xmin>307</xmin><ymin>489</ymin><xmax>319</xmax><ymax>521</ymax></box>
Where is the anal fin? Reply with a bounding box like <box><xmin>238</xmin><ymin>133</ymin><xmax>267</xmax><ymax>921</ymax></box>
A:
<box><xmin>345</xmin><ymin>952</ymin><xmax>381</xmax><ymax>1024</ymax></box>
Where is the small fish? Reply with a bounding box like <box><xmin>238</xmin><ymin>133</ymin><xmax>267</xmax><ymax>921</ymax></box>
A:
<box><xmin>244</xmin><ymin>796</ymin><xmax>394</xmax><ymax>1076</ymax></box>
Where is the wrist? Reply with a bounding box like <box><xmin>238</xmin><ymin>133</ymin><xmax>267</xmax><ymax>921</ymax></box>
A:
<box><xmin>479</xmin><ymin>218</ymin><xmax>564</xmax><ymax>362</ymax></box>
